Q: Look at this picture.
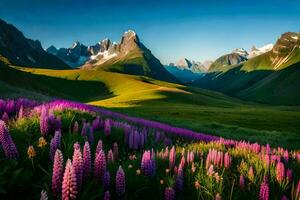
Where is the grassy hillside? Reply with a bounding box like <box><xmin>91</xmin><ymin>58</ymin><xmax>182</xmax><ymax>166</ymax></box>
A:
<box><xmin>0</xmin><ymin>63</ymin><xmax>297</xmax><ymax>148</ymax></box>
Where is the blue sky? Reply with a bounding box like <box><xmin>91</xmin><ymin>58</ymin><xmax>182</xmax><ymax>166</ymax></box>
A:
<box><xmin>1</xmin><ymin>0</ymin><xmax>299</xmax><ymax>64</ymax></box>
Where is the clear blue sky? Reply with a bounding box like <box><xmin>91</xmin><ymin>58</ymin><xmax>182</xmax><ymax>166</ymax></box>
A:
<box><xmin>1</xmin><ymin>0</ymin><xmax>299</xmax><ymax>64</ymax></box>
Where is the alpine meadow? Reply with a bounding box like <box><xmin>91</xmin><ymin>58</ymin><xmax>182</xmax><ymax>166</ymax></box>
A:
<box><xmin>0</xmin><ymin>1</ymin><xmax>300</xmax><ymax>200</ymax></box>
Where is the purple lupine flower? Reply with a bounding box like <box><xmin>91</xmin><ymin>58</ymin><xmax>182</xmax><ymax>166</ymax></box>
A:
<box><xmin>259</xmin><ymin>181</ymin><xmax>269</xmax><ymax>200</ymax></box>
<box><xmin>103</xmin><ymin>191</ymin><xmax>111</xmax><ymax>200</ymax></box>
<box><xmin>92</xmin><ymin>117</ymin><xmax>100</xmax><ymax>131</ymax></box>
<box><xmin>50</xmin><ymin>131</ymin><xmax>62</xmax><ymax>161</ymax></box>
<box><xmin>281</xmin><ymin>195</ymin><xmax>288</xmax><ymax>200</ymax></box>
<box><xmin>239</xmin><ymin>175</ymin><xmax>245</xmax><ymax>189</ymax></box>
<box><xmin>40</xmin><ymin>106</ymin><xmax>49</xmax><ymax>136</ymax></box>
<box><xmin>40</xmin><ymin>190</ymin><xmax>48</xmax><ymax>200</ymax></box>
<box><xmin>0</xmin><ymin>120</ymin><xmax>18</xmax><ymax>159</ymax></box>
<box><xmin>81</xmin><ymin>122</ymin><xmax>88</xmax><ymax>137</ymax></box>
<box><xmin>141</xmin><ymin>150</ymin><xmax>155</xmax><ymax>176</ymax></box>
<box><xmin>133</xmin><ymin>131</ymin><xmax>140</xmax><ymax>150</ymax></box>
<box><xmin>96</xmin><ymin>139</ymin><xmax>103</xmax><ymax>155</ymax></box>
<box><xmin>52</xmin><ymin>149</ymin><xmax>64</xmax><ymax>197</ymax></box>
<box><xmin>169</xmin><ymin>146</ymin><xmax>176</xmax><ymax>169</ymax></box>
<box><xmin>1</xmin><ymin>112</ymin><xmax>9</xmax><ymax>124</ymax></box>
<box><xmin>83</xmin><ymin>141</ymin><xmax>91</xmax><ymax>179</ymax></box>
<box><xmin>88</xmin><ymin>126</ymin><xmax>94</xmax><ymax>144</ymax></box>
<box><xmin>62</xmin><ymin>159</ymin><xmax>77</xmax><ymax>200</ymax></box>
<box><xmin>286</xmin><ymin>169</ymin><xmax>292</xmax><ymax>182</ymax></box>
<box><xmin>116</xmin><ymin>166</ymin><xmax>125</xmax><ymax>197</ymax></box>
<box><xmin>175</xmin><ymin>174</ymin><xmax>183</xmax><ymax>192</ymax></box>
<box><xmin>72</xmin><ymin>147</ymin><xmax>83</xmax><ymax>189</ymax></box>
<box><xmin>107</xmin><ymin>150</ymin><xmax>114</xmax><ymax>164</ymax></box>
<box><xmin>129</xmin><ymin>130</ymin><xmax>134</xmax><ymax>149</ymax></box>
<box><xmin>276</xmin><ymin>161</ymin><xmax>285</xmax><ymax>183</ymax></box>
<box><xmin>113</xmin><ymin>142</ymin><xmax>119</xmax><ymax>161</ymax></box>
<box><xmin>104</xmin><ymin>119</ymin><xmax>111</xmax><ymax>136</ymax></box>
<box><xmin>94</xmin><ymin>150</ymin><xmax>106</xmax><ymax>181</ymax></box>
<box><xmin>73</xmin><ymin>121</ymin><xmax>79</xmax><ymax>134</ymax></box>
<box><xmin>103</xmin><ymin>171</ymin><xmax>111</xmax><ymax>191</ymax></box>
<box><xmin>164</xmin><ymin>187</ymin><xmax>175</xmax><ymax>200</ymax></box>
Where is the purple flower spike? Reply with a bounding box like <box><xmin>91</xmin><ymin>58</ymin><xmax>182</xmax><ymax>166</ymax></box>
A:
<box><xmin>50</xmin><ymin>131</ymin><xmax>61</xmax><ymax>161</ymax></box>
<box><xmin>83</xmin><ymin>141</ymin><xmax>91</xmax><ymax>179</ymax></box>
<box><xmin>103</xmin><ymin>171</ymin><xmax>111</xmax><ymax>191</ymax></box>
<box><xmin>52</xmin><ymin>149</ymin><xmax>64</xmax><ymax>197</ymax></box>
<box><xmin>116</xmin><ymin>166</ymin><xmax>125</xmax><ymax>197</ymax></box>
<box><xmin>104</xmin><ymin>119</ymin><xmax>111</xmax><ymax>136</ymax></box>
<box><xmin>103</xmin><ymin>191</ymin><xmax>111</xmax><ymax>200</ymax></box>
<box><xmin>164</xmin><ymin>187</ymin><xmax>175</xmax><ymax>200</ymax></box>
<box><xmin>88</xmin><ymin>126</ymin><xmax>94</xmax><ymax>144</ymax></box>
<box><xmin>0</xmin><ymin>120</ymin><xmax>18</xmax><ymax>159</ymax></box>
<box><xmin>107</xmin><ymin>150</ymin><xmax>114</xmax><ymax>164</ymax></box>
<box><xmin>62</xmin><ymin>159</ymin><xmax>77</xmax><ymax>200</ymax></box>
<box><xmin>1</xmin><ymin>112</ymin><xmax>9</xmax><ymax>123</ymax></box>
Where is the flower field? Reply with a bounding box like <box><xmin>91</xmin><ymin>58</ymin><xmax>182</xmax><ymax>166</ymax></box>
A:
<box><xmin>0</xmin><ymin>98</ymin><xmax>299</xmax><ymax>200</ymax></box>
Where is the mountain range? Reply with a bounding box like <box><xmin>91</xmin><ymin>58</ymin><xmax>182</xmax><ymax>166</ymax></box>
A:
<box><xmin>46</xmin><ymin>30</ymin><xmax>179</xmax><ymax>83</ymax></box>
<box><xmin>193</xmin><ymin>31</ymin><xmax>300</xmax><ymax>105</ymax></box>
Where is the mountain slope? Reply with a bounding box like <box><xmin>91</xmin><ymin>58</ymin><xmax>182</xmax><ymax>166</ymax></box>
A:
<box><xmin>0</xmin><ymin>19</ymin><xmax>70</xmax><ymax>69</ymax></box>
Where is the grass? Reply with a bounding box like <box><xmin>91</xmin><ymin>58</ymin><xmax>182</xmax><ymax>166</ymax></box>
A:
<box><xmin>1</xmin><ymin>64</ymin><xmax>300</xmax><ymax>148</ymax></box>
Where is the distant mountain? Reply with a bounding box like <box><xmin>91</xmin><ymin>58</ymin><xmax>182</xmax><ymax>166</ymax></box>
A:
<box><xmin>247</xmin><ymin>44</ymin><xmax>273</xmax><ymax>59</ymax></box>
<box><xmin>170</xmin><ymin>58</ymin><xmax>211</xmax><ymax>73</ymax></box>
<box><xmin>208</xmin><ymin>53</ymin><xmax>248</xmax><ymax>72</ymax></box>
<box><xmin>193</xmin><ymin>32</ymin><xmax>300</xmax><ymax>105</ymax></box>
<box><xmin>0</xmin><ymin>18</ymin><xmax>70</xmax><ymax>69</ymax></box>
<box><xmin>164</xmin><ymin>65</ymin><xmax>204</xmax><ymax>83</ymax></box>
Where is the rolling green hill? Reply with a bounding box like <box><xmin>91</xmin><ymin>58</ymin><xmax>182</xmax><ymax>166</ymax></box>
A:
<box><xmin>1</xmin><ymin>59</ymin><xmax>300</xmax><ymax>148</ymax></box>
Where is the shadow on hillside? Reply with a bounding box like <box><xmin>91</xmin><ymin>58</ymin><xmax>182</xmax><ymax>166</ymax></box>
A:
<box><xmin>0</xmin><ymin>63</ymin><xmax>111</xmax><ymax>102</ymax></box>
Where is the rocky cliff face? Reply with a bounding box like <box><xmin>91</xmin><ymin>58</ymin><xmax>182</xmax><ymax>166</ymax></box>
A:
<box><xmin>270</xmin><ymin>32</ymin><xmax>300</xmax><ymax>69</ymax></box>
<box><xmin>0</xmin><ymin>18</ymin><xmax>69</xmax><ymax>69</ymax></box>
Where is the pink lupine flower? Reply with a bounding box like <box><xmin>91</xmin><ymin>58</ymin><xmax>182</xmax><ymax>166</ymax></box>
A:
<box><xmin>259</xmin><ymin>181</ymin><xmax>269</xmax><ymax>200</ymax></box>
<box><xmin>296</xmin><ymin>180</ymin><xmax>300</xmax><ymax>199</ymax></box>
<box><xmin>107</xmin><ymin>150</ymin><xmax>114</xmax><ymax>164</ymax></box>
<box><xmin>164</xmin><ymin>187</ymin><xmax>175</xmax><ymax>200</ymax></box>
<box><xmin>40</xmin><ymin>106</ymin><xmax>49</xmax><ymax>136</ymax></box>
<box><xmin>83</xmin><ymin>141</ymin><xmax>91</xmax><ymax>179</ymax></box>
<box><xmin>52</xmin><ymin>149</ymin><xmax>64</xmax><ymax>197</ymax></box>
<box><xmin>62</xmin><ymin>159</ymin><xmax>77</xmax><ymax>200</ymax></box>
<box><xmin>72</xmin><ymin>146</ymin><xmax>83</xmax><ymax>189</ymax></box>
<box><xmin>248</xmin><ymin>166</ymin><xmax>254</xmax><ymax>182</ymax></box>
<box><xmin>141</xmin><ymin>150</ymin><xmax>155</xmax><ymax>176</ymax></box>
<box><xmin>286</xmin><ymin>169</ymin><xmax>292</xmax><ymax>182</ymax></box>
<box><xmin>1</xmin><ymin>112</ymin><xmax>9</xmax><ymax>123</ymax></box>
<box><xmin>276</xmin><ymin>161</ymin><xmax>285</xmax><ymax>183</ymax></box>
<box><xmin>96</xmin><ymin>139</ymin><xmax>103</xmax><ymax>155</ymax></box>
<box><xmin>40</xmin><ymin>190</ymin><xmax>48</xmax><ymax>200</ymax></box>
<box><xmin>239</xmin><ymin>175</ymin><xmax>245</xmax><ymax>189</ymax></box>
<box><xmin>224</xmin><ymin>152</ymin><xmax>231</xmax><ymax>169</ymax></box>
<box><xmin>169</xmin><ymin>146</ymin><xmax>176</xmax><ymax>169</ymax></box>
<box><xmin>94</xmin><ymin>150</ymin><xmax>106</xmax><ymax>181</ymax></box>
<box><xmin>116</xmin><ymin>166</ymin><xmax>125</xmax><ymax>197</ymax></box>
